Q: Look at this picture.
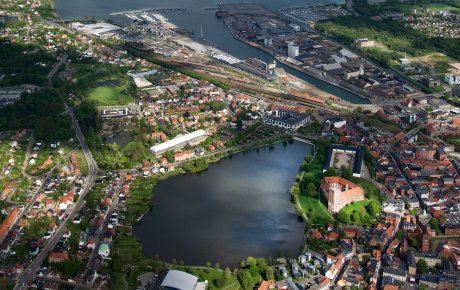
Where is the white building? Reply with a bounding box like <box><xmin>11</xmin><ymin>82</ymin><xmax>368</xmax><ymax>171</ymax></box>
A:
<box><xmin>288</xmin><ymin>42</ymin><xmax>299</xmax><ymax>58</ymax></box>
<box><xmin>98</xmin><ymin>243</ymin><xmax>110</xmax><ymax>258</ymax></box>
<box><xmin>150</xmin><ymin>130</ymin><xmax>207</xmax><ymax>155</ymax></box>
<box><xmin>445</xmin><ymin>73</ymin><xmax>460</xmax><ymax>85</ymax></box>
<box><xmin>382</xmin><ymin>199</ymin><xmax>405</xmax><ymax>217</ymax></box>
<box><xmin>263</xmin><ymin>110</ymin><xmax>310</xmax><ymax>130</ymax></box>
<box><xmin>289</xmin><ymin>23</ymin><xmax>301</xmax><ymax>32</ymax></box>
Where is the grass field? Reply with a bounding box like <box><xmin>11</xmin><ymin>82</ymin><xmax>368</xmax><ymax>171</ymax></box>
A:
<box><xmin>339</xmin><ymin>200</ymin><xmax>370</xmax><ymax>216</ymax></box>
<box><xmin>409</xmin><ymin>2</ymin><xmax>460</xmax><ymax>13</ymax></box>
<box><xmin>75</xmin><ymin>149</ymin><xmax>89</xmax><ymax>176</ymax></box>
<box><xmin>71</xmin><ymin>63</ymin><xmax>136</xmax><ymax>106</ymax></box>
<box><xmin>299</xmin><ymin>193</ymin><xmax>333</xmax><ymax>224</ymax></box>
<box><xmin>174</xmin><ymin>266</ymin><xmax>240</xmax><ymax>290</ymax></box>
<box><xmin>86</xmin><ymin>86</ymin><xmax>134</xmax><ymax>106</ymax></box>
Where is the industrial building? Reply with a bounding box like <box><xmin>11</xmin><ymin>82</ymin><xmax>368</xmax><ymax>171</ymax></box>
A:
<box><xmin>70</xmin><ymin>22</ymin><xmax>122</xmax><ymax>38</ymax></box>
<box><xmin>100</xmin><ymin>108</ymin><xmax>130</xmax><ymax>119</ymax></box>
<box><xmin>263</xmin><ymin>109</ymin><xmax>310</xmax><ymax>130</ymax></box>
<box><xmin>287</xmin><ymin>42</ymin><xmax>299</xmax><ymax>58</ymax></box>
<box><xmin>0</xmin><ymin>85</ymin><xmax>39</xmax><ymax>106</ymax></box>
<box><xmin>150</xmin><ymin>129</ymin><xmax>207</xmax><ymax>155</ymax></box>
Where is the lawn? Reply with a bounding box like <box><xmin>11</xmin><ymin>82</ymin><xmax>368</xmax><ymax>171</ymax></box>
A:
<box><xmin>336</xmin><ymin>177</ymin><xmax>382</xmax><ymax>225</ymax></box>
<box><xmin>71</xmin><ymin>63</ymin><xmax>136</xmax><ymax>106</ymax></box>
<box><xmin>75</xmin><ymin>149</ymin><xmax>89</xmax><ymax>176</ymax></box>
<box><xmin>174</xmin><ymin>266</ymin><xmax>240</xmax><ymax>290</ymax></box>
<box><xmin>339</xmin><ymin>200</ymin><xmax>371</xmax><ymax>217</ymax></box>
<box><xmin>86</xmin><ymin>86</ymin><xmax>134</xmax><ymax>106</ymax></box>
<box><xmin>299</xmin><ymin>193</ymin><xmax>333</xmax><ymax>225</ymax></box>
<box><xmin>351</xmin><ymin>177</ymin><xmax>382</xmax><ymax>203</ymax></box>
<box><xmin>359</xmin><ymin>114</ymin><xmax>401</xmax><ymax>134</ymax></box>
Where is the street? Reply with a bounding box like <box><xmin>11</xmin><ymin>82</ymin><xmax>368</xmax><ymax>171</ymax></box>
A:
<box><xmin>15</xmin><ymin>103</ymin><xmax>99</xmax><ymax>289</ymax></box>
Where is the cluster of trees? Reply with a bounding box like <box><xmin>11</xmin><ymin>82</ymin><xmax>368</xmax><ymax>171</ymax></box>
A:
<box><xmin>206</xmin><ymin>101</ymin><xmax>226</xmax><ymax>113</ymax></box>
<box><xmin>444</xmin><ymin>134</ymin><xmax>460</xmax><ymax>152</ymax></box>
<box><xmin>237</xmin><ymin>257</ymin><xmax>274</xmax><ymax>289</ymax></box>
<box><xmin>182</xmin><ymin>158</ymin><xmax>208</xmax><ymax>173</ymax></box>
<box><xmin>316</xmin><ymin>15</ymin><xmax>460</xmax><ymax>61</ymax></box>
<box><xmin>0</xmin><ymin>42</ymin><xmax>55</xmax><ymax>86</ymax></box>
<box><xmin>0</xmin><ymin>88</ymin><xmax>74</xmax><ymax>142</ymax></box>
<box><xmin>53</xmin><ymin>260</ymin><xmax>84</xmax><ymax>278</ymax></box>
<box><xmin>417</xmin><ymin>259</ymin><xmax>428</xmax><ymax>274</ymax></box>
<box><xmin>306</xmin><ymin>238</ymin><xmax>338</xmax><ymax>253</ymax></box>
<box><xmin>211</xmin><ymin>267</ymin><xmax>233</xmax><ymax>288</ymax></box>
<box><xmin>227</xmin><ymin>123</ymin><xmax>261</xmax><ymax>146</ymax></box>
<box><xmin>297</xmin><ymin>119</ymin><xmax>322</xmax><ymax>134</ymax></box>
<box><xmin>337</xmin><ymin>200</ymin><xmax>380</xmax><ymax>225</ymax></box>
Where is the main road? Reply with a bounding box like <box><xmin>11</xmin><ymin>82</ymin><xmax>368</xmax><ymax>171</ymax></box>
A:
<box><xmin>15</xmin><ymin>103</ymin><xmax>99</xmax><ymax>289</ymax></box>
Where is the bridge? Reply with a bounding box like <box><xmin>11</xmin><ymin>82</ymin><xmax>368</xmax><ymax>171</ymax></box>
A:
<box><xmin>292</xmin><ymin>135</ymin><xmax>316</xmax><ymax>146</ymax></box>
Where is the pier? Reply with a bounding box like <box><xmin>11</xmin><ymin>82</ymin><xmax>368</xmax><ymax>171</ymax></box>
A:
<box><xmin>109</xmin><ymin>8</ymin><xmax>186</xmax><ymax>16</ymax></box>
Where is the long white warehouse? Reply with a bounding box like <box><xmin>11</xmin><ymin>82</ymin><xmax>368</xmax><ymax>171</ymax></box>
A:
<box><xmin>150</xmin><ymin>129</ymin><xmax>207</xmax><ymax>156</ymax></box>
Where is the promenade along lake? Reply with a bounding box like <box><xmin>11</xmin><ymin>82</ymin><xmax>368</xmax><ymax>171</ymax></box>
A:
<box><xmin>133</xmin><ymin>142</ymin><xmax>310</xmax><ymax>267</ymax></box>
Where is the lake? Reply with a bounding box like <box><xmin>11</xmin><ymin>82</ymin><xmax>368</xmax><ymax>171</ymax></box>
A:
<box><xmin>133</xmin><ymin>142</ymin><xmax>310</xmax><ymax>267</ymax></box>
<box><xmin>54</xmin><ymin>0</ymin><xmax>370</xmax><ymax>104</ymax></box>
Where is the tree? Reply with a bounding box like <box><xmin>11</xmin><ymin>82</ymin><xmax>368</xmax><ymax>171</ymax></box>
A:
<box><xmin>341</xmin><ymin>166</ymin><xmax>353</xmax><ymax>180</ymax></box>
<box><xmin>324</xmin><ymin>167</ymin><xmax>337</xmax><ymax>177</ymax></box>
<box><xmin>237</xmin><ymin>270</ymin><xmax>253</xmax><ymax>289</ymax></box>
<box><xmin>396</xmin><ymin>230</ymin><xmax>405</xmax><ymax>240</ymax></box>
<box><xmin>224</xmin><ymin>267</ymin><xmax>232</xmax><ymax>281</ymax></box>
<box><xmin>417</xmin><ymin>259</ymin><xmax>428</xmax><ymax>274</ymax></box>
<box><xmin>429</xmin><ymin>218</ymin><xmax>440</xmax><ymax>233</ymax></box>
<box><xmin>163</xmin><ymin>150</ymin><xmax>175</xmax><ymax>163</ymax></box>
<box><xmin>249</xmin><ymin>262</ymin><xmax>259</xmax><ymax>277</ymax></box>
<box><xmin>367</xmin><ymin>201</ymin><xmax>380</xmax><ymax>216</ymax></box>
<box><xmin>265</xmin><ymin>267</ymin><xmax>274</xmax><ymax>280</ymax></box>
<box><xmin>307</xmin><ymin>183</ymin><xmax>318</xmax><ymax>197</ymax></box>
<box><xmin>352</xmin><ymin>211</ymin><xmax>361</xmax><ymax>224</ymax></box>
<box><xmin>338</xmin><ymin>210</ymin><xmax>350</xmax><ymax>224</ymax></box>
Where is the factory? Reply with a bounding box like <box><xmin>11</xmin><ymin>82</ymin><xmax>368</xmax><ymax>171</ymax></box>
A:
<box><xmin>70</xmin><ymin>22</ymin><xmax>122</xmax><ymax>38</ymax></box>
<box><xmin>263</xmin><ymin>109</ymin><xmax>310</xmax><ymax>130</ymax></box>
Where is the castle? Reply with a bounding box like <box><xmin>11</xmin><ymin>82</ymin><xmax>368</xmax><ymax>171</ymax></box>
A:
<box><xmin>320</xmin><ymin>176</ymin><xmax>364</xmax><ymax>213</ymax></box>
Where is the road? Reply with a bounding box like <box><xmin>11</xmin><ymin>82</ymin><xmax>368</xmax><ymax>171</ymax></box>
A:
<box><xmin>47</xmin><ymin>54</ymin><xmax>68</xmax><ymax>87</ymax></box>
<box><xmin>34</xmin><ymin>276</ymin><xmax>94</xmax><ymax>290</ymax></box>
<box><xmin>21</xmin><ymin>130</ymin><xmax>35</xmax><ymax>179</ymax></box>
<box><xmin>15</xmin><ymin>103</ymin><xmax>99</xmax><ymax>289</ymax></box>
<box><xmin>82</xmin><ymin>175</ymin><xmax>125</xmax><ymax>282</ymax></box>
<box><xmin>346</xmin><ymin>0</ymin><xmax>359</xmax><ymax>16</ymax></box>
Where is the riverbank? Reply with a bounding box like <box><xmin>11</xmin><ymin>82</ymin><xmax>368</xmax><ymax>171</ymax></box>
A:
<box><xmin>221</xmin><ymin>17</ymin><xmax>374</xmax><ymax>105</ymax></box>
<box><xmin>289</xmin><ymin>140</ymin><xmax>334</xmax><ymax>226</ymax></box>
<box><xmin>38</xmin><ymin>0</ymin><xmax>58</xmax><ymax>19</ymax></box>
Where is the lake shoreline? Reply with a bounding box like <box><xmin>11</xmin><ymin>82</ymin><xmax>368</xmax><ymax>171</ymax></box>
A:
<box><xmin>133</xmin><ymin>140</ymin><xmax>310</xmax><ymax>267</ymax></box>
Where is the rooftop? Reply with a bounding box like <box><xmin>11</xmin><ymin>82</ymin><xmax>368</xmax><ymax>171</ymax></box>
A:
<box><xmin>160</xmin><ymin>270</ymin><xmax>198</xmax><ymax>290</ymax></box>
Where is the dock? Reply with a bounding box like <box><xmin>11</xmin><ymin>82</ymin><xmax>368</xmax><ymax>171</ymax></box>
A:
<box><xmin>109</xmin><ymin>8</ymin><xmax>186</xmax><ymax>16</ymax></box>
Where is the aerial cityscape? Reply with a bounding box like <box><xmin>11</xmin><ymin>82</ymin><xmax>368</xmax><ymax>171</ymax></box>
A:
<box><xmin>0</xmin><ymin>0</ymin><xmax>460</xmax><ymax>289</ymax></box>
